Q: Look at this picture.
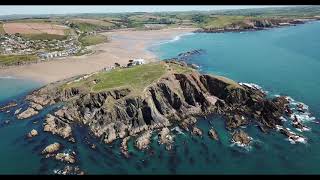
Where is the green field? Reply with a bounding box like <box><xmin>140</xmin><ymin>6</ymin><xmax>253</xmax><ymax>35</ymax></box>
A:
<box><xmin>21</xmin><ymin>33</ymin><xmax>68</xmax><ymax>40</ymax></box>
<box><xmin>198</xmin><ymin>16</ymin><xmax>248</xmax><ymax>29</ymax></box>
<box><xmin>69</xmin><ymin>19</ymin><xmax>116</xmax><ymax>32</ymax></box>
<box><xmin>0</xmin><ymin>54</ymin><xmax>38</xmax><ymax>66</ymax></box>
<box><xmin>79</xmin><ymin>34</ymin><xmax>109</xmax><ymax>46</ymax></box>
<box><xmin>63</xmin><ymin>62</ymin><xmax>194</xmax><ymax>94</ymax></box>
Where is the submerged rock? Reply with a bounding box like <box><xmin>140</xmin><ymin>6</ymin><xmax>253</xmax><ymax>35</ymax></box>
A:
<box><xmin>208</xmin><ymin>128</ymin><xmax>219</xmax><ymax>141</ymax></box>
<box><xmin>41</xmin><ymin>142</ymin><xmax>61</xmax><ymax>155</ymax></box>
<box><xmin>0</xmin><ymin>102</ymin><xmax>17</xmax><ymax>112</ymax></box>
<box><xmin>17</xmin><ymin>108</ymin><xmax>38</xmax><ymax>119</ymax></box>
<box><xmin>135</xmin><ymin>130</ymin><xmax>152</xmax><ymax>150</ymax></box>
<box><xmin>191</xmin><ymin>126</ymin><xmax>203</xmax><ymax>136</ymax></box>
<box><xmin>231</xmin><ymin>130</ymin><xmax>252</xmax><ymax>146</ymax></box>
<box><xmin>27</xmin><ymin>129</ymin><xmax>38</xmax><ymax>138</ymax></box>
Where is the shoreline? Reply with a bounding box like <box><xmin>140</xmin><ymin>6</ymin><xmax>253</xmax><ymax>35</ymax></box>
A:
<box><xmin>0</xmin><ymin>27</ymin><xmax>197</xmax><ymax>84</ymax></box>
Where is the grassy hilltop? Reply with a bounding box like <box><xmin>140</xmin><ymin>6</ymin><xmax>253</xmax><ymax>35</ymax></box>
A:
<box><xmin>63</xmin><ymin>61</ymin><xmax>195</xmax><ymax>94</ymax></box>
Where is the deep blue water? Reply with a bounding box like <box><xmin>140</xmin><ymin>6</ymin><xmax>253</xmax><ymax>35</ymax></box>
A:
<box><xmin>1</xmin><ymin>21</ymin><xmax>320</xmax><ymax>174</ymax></box>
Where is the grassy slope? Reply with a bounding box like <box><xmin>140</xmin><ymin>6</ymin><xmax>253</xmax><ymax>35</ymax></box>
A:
<box><xmin>79</xmin><ymin>34</ymin><xmax>108</xmax><ymax>46</ymax></box>
<box><xmin>69</xmin><ymin>19</ymin><xmax>116</xmax><ymax>32</ymax></box>
<box><xmin>21</xmin><ymin>33</ymin><xmax>68</xmax><ymax>40</ymax></box>
<box><xmin>63</xmin><ymin>62</ymin><xmax>195</xmax><ymax>94</ymax></box>
<box><xmin>0</xmin><ymin>54</ymin><xmax>38</xmax><ymax>66</ymax></box>
<box><xmin>200</xmin><ymin>16</ymin><xmax>247</xmax><ymax>29</ymax></box>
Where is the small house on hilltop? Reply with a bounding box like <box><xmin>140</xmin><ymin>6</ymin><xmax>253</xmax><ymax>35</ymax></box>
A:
<box><xmin>132</xmin><ymin>58</ymin><xmax>145</xmax><ymax>65</ymax></box>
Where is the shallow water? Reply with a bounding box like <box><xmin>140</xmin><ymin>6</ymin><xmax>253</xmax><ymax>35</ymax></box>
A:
<box><xmin>1</xmin><ymin>21</ymin><xmax>320</xmax><ymax>174</ymax></box>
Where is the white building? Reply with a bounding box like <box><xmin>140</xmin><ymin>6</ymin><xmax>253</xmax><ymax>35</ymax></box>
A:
<box><xmin>132</xmin><ymin>58</ymin><xmax>145</xmax><ymax>65</ymax></box>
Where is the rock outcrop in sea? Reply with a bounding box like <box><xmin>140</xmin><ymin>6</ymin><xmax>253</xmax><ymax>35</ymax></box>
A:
<box><xmin>10</xmin><ymin>60</ymin><xmax>299</xmax><ymax>153</ymax></box>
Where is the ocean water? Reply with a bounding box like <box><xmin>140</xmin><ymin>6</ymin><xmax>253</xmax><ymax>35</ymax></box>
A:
<box><xmin>1</xmin><ymin>21</ymin><xmax>320</xmax><ymax>174</ymax></box>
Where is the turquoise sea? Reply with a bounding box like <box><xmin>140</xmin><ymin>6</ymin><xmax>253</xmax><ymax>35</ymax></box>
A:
<box><xmin>1</xmin><ymin>21</ymin><xmax>320</xmax><ymax>174</ymax></box>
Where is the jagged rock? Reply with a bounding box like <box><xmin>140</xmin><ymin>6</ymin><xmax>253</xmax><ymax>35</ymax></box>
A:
<box><xmin>91</xmin><ymin>144</ymin><xmax>96</xmax><ymax>149</ymax></box>
<box><xmin>17</xmin><ymin>108</ymin><xmax>38</xmax><ymax>119</ymax></box>
<box><xmin>208</xmin><ymin>128</ymin><xmax>219</xmax><ymax>141</ymax></box>
<box><xmin>22</xmin><ymin>61</ymin><xmax>290</xmax><ymax>149</ymax></box>
<box><xmin>180</xmin><ymin>117</ymin><xmax>197</xmax><ymax>131</ymax></box>
<box><xmin>120</xmin><ymin>136</ymin><xmax>130</xmax><ymax>157</ymax></box>
<box><xmin>231</xmin><ymin>130</ymin><xmax>251</xmax><ymax>146</ymax></box>
<box><xmin>0</xmin><ymin>102</ymin><xmax>17</xmax><ymax>112</ymax></box>
<box><xmin>191</xmin><ymin>126</ymin><xmax>203</xmax><ymax>136</ymax></box>
<box><xmin>43</xmin><ymin>114</ymin><xmax>74</xmax><ymax>142</ymax></box>
<box><xmin>30</xmin><ymin>102</ymin><xmax>43</xmax><ymax>111</ymax></box>
<box><xmin>27</xmin><ymin>129</ymin><xmax>38</xmax><ymax>138</ymax></box>
<box><xmin>158</xmin><ymin>127</ymin><xmax>174</xmax><ymax>150</ymax></box>
<box><xmin>42</xmin><ymin>142</ymin><xmax>61</xmax><ymax>154</ymax></box>
<box><xmin>55</xmin><ymin>153</ymin><xmax>76</xmax><ymax>164</ymax></box>
<box><xmin>135</xmin><ymin>130</ymin><xmax>152</xmax><ymax>150</ymax></box>
<box><xmin>226</xmin><ymin>114</ymin><xmax>247</xmax><ymax>130</ymax></box>
<box><xmin>55</xmin><ymin>166</ymin><xmax>85</xmax><ymax>175</ymax></box>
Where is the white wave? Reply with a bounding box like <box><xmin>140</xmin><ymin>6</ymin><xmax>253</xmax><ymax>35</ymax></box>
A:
<box><xmin>171</xmin><ymin>126</ymin><xmax>185</xmax><ymax>136</ymax></box>
<box><xmin>239</xmin><ymin>82</ymin><xmax>268</xmax><ymax>94</ymax></box>
<box><xmin>152</xmin><ymin>32</ymin><xmax>195</xmax><ymax>46</ymax></box>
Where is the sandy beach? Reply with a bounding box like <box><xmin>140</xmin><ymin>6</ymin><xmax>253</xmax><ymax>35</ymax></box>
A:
<box><xmin>0</xmin><ymin>27</ymin><xmax>197</xmax><ymax>84</ymax></box>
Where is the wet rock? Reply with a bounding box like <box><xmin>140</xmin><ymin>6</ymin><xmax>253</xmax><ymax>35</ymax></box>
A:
<box><xmin>4</xmin><ymin>120</ymin><xmax>10</xmax><ymax>124</ymax></box>
<box><xmin>30</xmin><ymin>102</ymin><xmax>43</xmax><ymax>111</ymax></box>
<box><xmin>120</xmin><ymin>136</ymin><xmax>130</xmax><ymax>158</ymax></box>
<box><xmin>226</xmin><ymin>114</ymin><xmax>247</xmax><ymax>130</ymax></box>
<box><xmin>41</xmin><ymin>142</ymin><xmax>61</xmax><ymax>155</ymax></box>
<box><xmin>27</xmin><ymin>129</ymin><xmax>38</xmax><ymax>138</ymax></box>
<box><xmin>158</xmin><ymin>127</ymin><xmax>174</xmax><ymax>150</ymax></box>
<box><xmin>135</xmin><ymin>130</ymin><xmax>152</xmax><ymax>150</ymax></box>
<box><xmin>191</xmin><ymin>126</ymin><xmax>203</xmax><ymax>136</ymax></box>
<box><xmin>231</xmin><ymin>130</ymin><xmax>252</xmax><ymax>146</ymax></box>
<box><xmin>91</xmin><ymin>144</ymin><xmax>96</xmax><ymax>149</ymax></box>
<box><xmin>208</xmin><ymin>128</ymin><xmax>219</xmax><ymax>141</ymax></box>
<box><xmin>55</xmin><ymin>166</ymin><xmax>85</xmax><ymax>175</ymax></box>
<box><xmin>55</xmin><ymin>152</ymin><xmax>76</xmax><ymax>164</ymax></box>
<box><xmin>43</xmin><ymin>114</ymin><xmax>74</xmax><ymax>142</ymax></box>
<box><xmin>180</xmin><ymin>117</ymin><xmax>197</xmax><ymax>131</ymax></box>
<box><xmin>17</xmin><ymin>107</ymin><xmax>38</xmax><ymax>119</ymax></box>
<box><xmin>0</xmin><ymin>102</ymin><xmax>17</xmax><ymax>112</ymax></box>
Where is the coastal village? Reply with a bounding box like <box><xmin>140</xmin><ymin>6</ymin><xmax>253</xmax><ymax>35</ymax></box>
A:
<box><xmin>0</xmin><ymin>30</ymin><xmax>85</xmax><ymax>60</ymax></box>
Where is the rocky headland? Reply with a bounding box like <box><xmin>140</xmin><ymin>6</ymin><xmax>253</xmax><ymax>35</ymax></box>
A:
<box><xmin>195</xmin><ymin>17</ymin><xmax>319</xmax><ymax>33</ymax></box>
<box><xmin>3</xmin><ymin>60</ymin><xmax>308</xmax><ymax>159</ymax></box>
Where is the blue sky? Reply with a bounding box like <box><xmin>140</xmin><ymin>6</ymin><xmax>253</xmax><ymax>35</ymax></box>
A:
<box><xmin>0</xmin><ymin>5</ymin><xmax>289</xmax><ymax>15</ymax></box>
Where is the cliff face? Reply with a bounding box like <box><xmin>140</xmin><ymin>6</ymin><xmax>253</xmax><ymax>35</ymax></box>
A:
<box><xmin>24</xmin><ymin>61</ymin><xmax>289</xmax><ymax>145</ymax></box>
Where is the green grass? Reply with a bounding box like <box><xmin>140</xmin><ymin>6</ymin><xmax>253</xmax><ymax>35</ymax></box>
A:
<box><xmin>21</xmin><ymin>33</ymin><xmax>68</xmax><ymax>40</ymax></box>
<box><xmin>213</xmin><ymin>75</ymin><xmax>244</xmax><ymax>90</ymax></box>
<box><xmin>200</xmin><ymin>16</ymin><xmax>248</xmax><ymax>29</ymax></box>
<box><xmin>64</xmin><ymin>62</ymin><xmax>167</xmax><ymax>93</ymax></box>
<box><xmin>79</xmin><ymin>34</ymin><xmax>109</xmax><ymax>46</ymax></box>
<box><xmin>167</xmin><ymin>62</ymin><xmax>195</xmax><ymax>74</ymax></box>
<box><xmin>69</xmin><ymin>19</ymin><xmax>116</xmax><ymax>32</ymax></box>
<box><xmin>0</xmin><ymin>54</ymin><xmax>38</xmax><ymax>66</ymax></box>
<box><xmin>63</xmin><ymin>61</ymin><xmax>197</xmax><ymax>95</ymax></box>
